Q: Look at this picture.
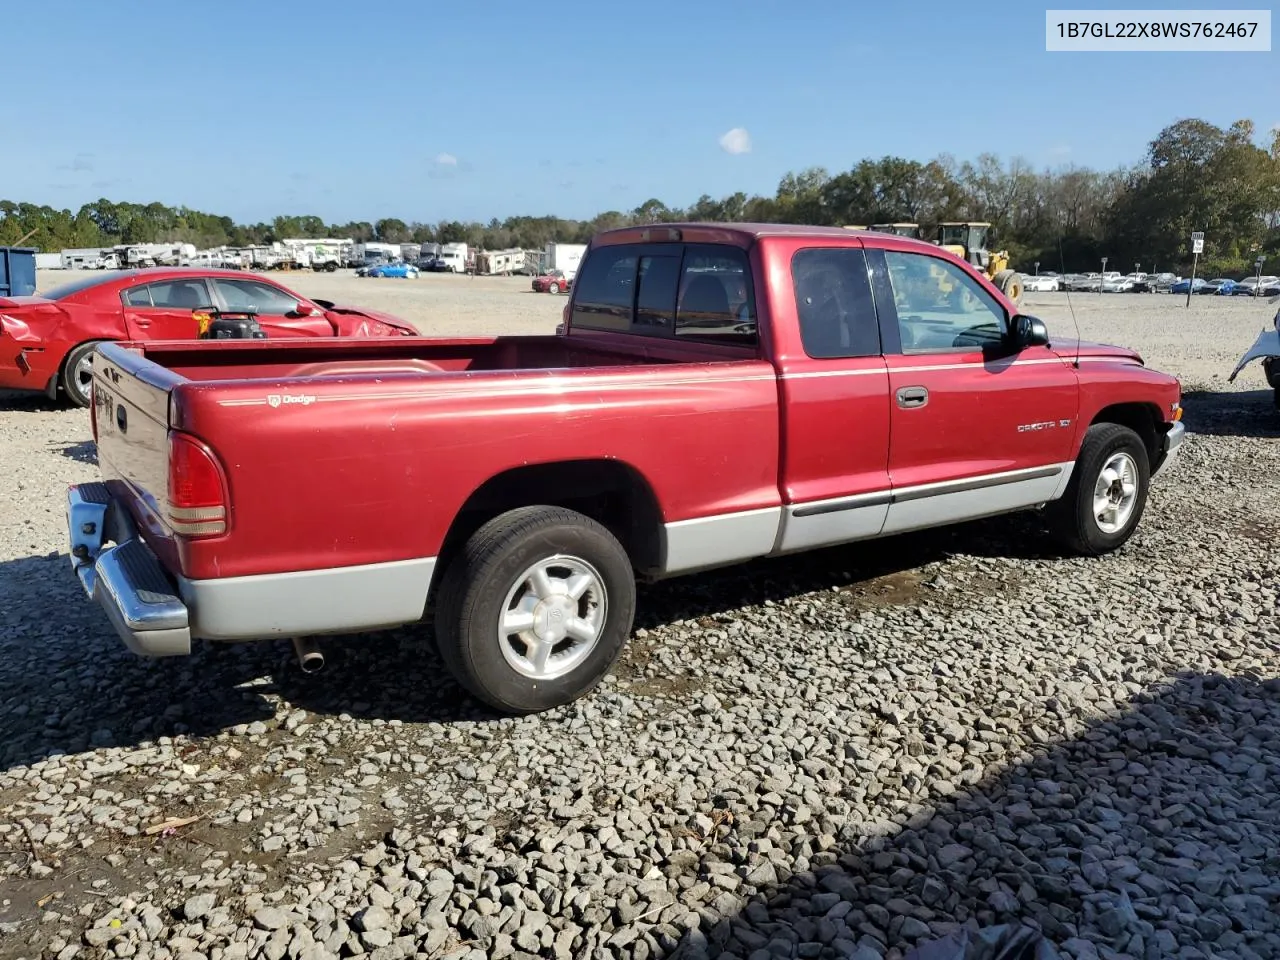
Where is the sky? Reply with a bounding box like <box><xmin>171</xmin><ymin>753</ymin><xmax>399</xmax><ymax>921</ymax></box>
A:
<box><xmin>3</xmin><ymin>0</ymin><xmax>1276</xmax><ymax>225</ymax></box>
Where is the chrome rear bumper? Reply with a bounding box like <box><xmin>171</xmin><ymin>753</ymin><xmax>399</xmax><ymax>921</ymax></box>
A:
<box><xmin>66</xmin><ymin>483</ymin><xmax>191</xmax><ymax>657</ymax></box>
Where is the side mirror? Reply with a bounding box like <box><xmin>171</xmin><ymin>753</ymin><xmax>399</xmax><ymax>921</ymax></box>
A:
<box><xmin>1011</xmin><ymin>314</ymin><xmax>1049</xmax><ymax>348</ymax></box>
<box><xmin>292</xmin><ymin>302</ymin><xmax>317</xmax><ymax>317</ymax></box>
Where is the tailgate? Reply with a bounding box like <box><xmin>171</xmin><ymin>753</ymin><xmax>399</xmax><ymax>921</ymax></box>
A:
<box><xmin>90</xmin><ymin>342</ymin><xmax>189</xmax><ymax>566</ymax></box>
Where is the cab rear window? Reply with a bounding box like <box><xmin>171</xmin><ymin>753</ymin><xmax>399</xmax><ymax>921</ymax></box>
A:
<box><xmin>570</xmin><ymin>242</ymin><xmax>756</xmax><ymax>347</ymax></box>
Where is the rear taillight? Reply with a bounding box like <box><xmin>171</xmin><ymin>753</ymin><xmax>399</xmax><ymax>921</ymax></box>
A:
<box><xmin>167</xmin><ymin>432</ymin><xmax>228</xmax><ymax>537</ymax></box>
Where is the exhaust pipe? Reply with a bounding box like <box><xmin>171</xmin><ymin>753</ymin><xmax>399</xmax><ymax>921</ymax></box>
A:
<box><xmin>292</xmin><ymin>637</ymin><xmax>325</xmax><ymax>674</ymax></box>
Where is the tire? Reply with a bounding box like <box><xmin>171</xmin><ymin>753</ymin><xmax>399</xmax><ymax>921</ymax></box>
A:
<box><xmin>61</xmin><ymin>341</ymin><xmax>102</xmax><ymax>409</ymax></box>
<box><xmin>995</xmin><ymin>269</ymin><xmax>1024</xmax><ymax>306</ymax></box>
<box><xmin>1047</xmin><ymin>423</ymin><xmax>1150</xmax><ymax>556</ymax></box>
<box><xmin>433</xmin><ymin>506</ymin><xmax>636</xmax><ymax>714</ymax></box>
<box><xmin>548</xmin><ymin>282</ymin><xmax>560</xmax><ymax>295</ymax></box>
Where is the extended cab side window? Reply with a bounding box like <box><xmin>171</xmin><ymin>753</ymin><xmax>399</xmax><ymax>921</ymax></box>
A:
<box><xmin>571</xmin><ymin>247</ymin><xmax>639</xmax><ymax>332</ymax></box>
<box><xmin>791</xmin><ymin>247</ymin><xmax>880</xmax><ymax>358</ymax></box>
<box><xmin>674</xmin><ymin>246</ymin><xmax>756</xmax><ymax>345</ymax></box>
<box><xmin>883</xmin><ymin>251</ymin><xmax>1007</xmax><ymax>353</ymax></box>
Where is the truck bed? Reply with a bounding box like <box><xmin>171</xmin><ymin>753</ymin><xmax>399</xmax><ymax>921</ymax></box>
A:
<box><xmin>88</xmin><ymin>333</ymin><xmax>782</xmax><ymax>614</ymax></box>
<box><xmin>128</xmin><ymin>331</ymin><xmax>750</xmax><ymax>383</ymax></box>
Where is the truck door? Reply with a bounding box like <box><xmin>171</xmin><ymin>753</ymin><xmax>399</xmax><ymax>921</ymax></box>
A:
<box><xmin>121</xmin><ymin>278</ymin><xmax>213</xmax><ymax>340</ymax></box>
<box><xmin>772</xmin><ymin>244</ymin><xmax>892</xmax><ymax>552</ymax></box>
<box><xmin>873</xmin><ymin>247</ymin><xmax>1079</xmax><ymax>536</ymax></box>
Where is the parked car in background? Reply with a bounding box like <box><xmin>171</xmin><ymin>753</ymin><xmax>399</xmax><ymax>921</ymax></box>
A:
<box><xmin>1022</xmin><ymin>274</ymin><xmax>1061</xmax><ymax>292</ymax></box>
<box><xmin>1148</xmin><ymin>273</ymin><xmax>1181</xmax><ymax>293</ymax></box>
<box><xmin>1236</xmin><ymin>276</ymin><xmax>1279</xmax><ymax>296</ymax></box>
<box><xmin>67</xmin><ymin>223</ymin><xmax>1185</xmax><ymax>714</ymax></box>
<box><xmin>1067</xmin><ymin>273</ymin><xmax>1102</xmax><ymax>292</ymax></box>
<box><xmin>421</xmin><ymin>256</ymin><xmax>454</xmax><ymax>273</ymax></box>
<box><xmin>1101</xmin><ymin>275</ymin><xmax>1136</xmax><ymax>293</ymax></box>
<box><xmin>360</xmin><ymin>261</ymin><xmax>420</xmax><ymax>279</ymax></box>
<box><xmin>532</xmin><ymin>269</ymin><xmax>572</xmax><ymax>294</ymax></box>
<box><xmin>1203</xmin><ymin>278</ymin><xmax>1238</xmax><ymax>295</ymax></box>
<box><xmin>0</xmin><ymin>268</ymin><xmax>417</xmax><ymax>407</ymax></box>
<box><xmin>1170</xmin><ymin>277</ymin><xmax>1207</xmax><ymax>295</ymax></box>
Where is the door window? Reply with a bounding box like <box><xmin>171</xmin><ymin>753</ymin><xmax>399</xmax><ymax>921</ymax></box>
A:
<box><xmin>883</xmin><ymin>251</ymin><xmax>1007</xmax><ymax>352</ymax></box>
<box><xmin>213</xmin><ymin>279</ymin><xmax>303</xmax><ymax>315</ymax></box>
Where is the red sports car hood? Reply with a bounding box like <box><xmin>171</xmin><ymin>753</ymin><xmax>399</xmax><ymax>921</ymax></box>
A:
<box><xmin>1050</xmin><ymin>339</ymin><xmax>1144</xmax><ymax>365</ymax></box>
<box><xmin>321</xmin><ymin>304</ymin><xmax>418</xmax><ymax>337</ymax></box>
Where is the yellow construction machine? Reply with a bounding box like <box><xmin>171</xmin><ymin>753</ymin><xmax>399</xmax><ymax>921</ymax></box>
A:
<box><xmin>870</xmin><ymin>223</ymin><xmax>921</xmax><ymax>238</ymax></box>
<box><xmin>936</xmin><ymin>222</ymin><xmax>1023</xmax><ymax>305</ymax></box>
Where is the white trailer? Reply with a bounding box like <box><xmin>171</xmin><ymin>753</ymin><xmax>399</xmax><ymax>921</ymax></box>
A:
<box><xmin>477</xmin><ymin>248</ymin><xmax>526</xmax><ymax>275</ymax></box>
<box><xmin>61</xmin><ymin>247</ymin><xmax>105</xmax><ymax>270</ymax></box>
<box><xmin>544</xmin><ymin>242</ymin><xmax>586</xmax><ymax>280</ymax></box>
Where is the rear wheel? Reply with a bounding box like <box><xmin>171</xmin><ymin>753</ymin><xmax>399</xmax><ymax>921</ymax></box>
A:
<box><xmin>548</xmin><ymin>282</ymin><xmax>560</xmax><ymax>294</ymax></box>
<box><xmin>61</xmin><ymin>341</ymin><xmax>101</xmax><ymax>409</ymax></box>
<box><xmin>1048</xmin><ymin>423</ymin><xmax>1150</xmax><ymax>555</ymax></box>
<box><xmin>433</xmin><ymin>506</ymin><xmax>636</xmax><ymax>714</ymax></box>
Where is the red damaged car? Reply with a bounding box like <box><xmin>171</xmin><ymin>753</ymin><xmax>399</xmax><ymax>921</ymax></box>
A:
<box><xmin>531</xmin><ymin>269</ymin><xmax>572</xmax><ymax>295</ymax></box>
<box><xmin>0</xmin><ymin>267</ymin><xmax>417</xmax><ymax>407</ymax></box>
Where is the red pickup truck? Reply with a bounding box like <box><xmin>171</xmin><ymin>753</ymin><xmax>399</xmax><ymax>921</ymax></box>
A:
<box><xmin>67</xmin><ymin>223</ymin><xmax>1184</xmax><ymax>714</ymax></box>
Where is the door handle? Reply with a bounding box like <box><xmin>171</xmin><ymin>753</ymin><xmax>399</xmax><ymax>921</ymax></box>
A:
<box><xmin>896</xmin><ymin>386</ymin><xmax>929</xmax><ymax>409</ymax></box>
<box><xmin>132</xmin><ymin>318</ymin><xmax>151</xmax><ymax>328</ymax></box>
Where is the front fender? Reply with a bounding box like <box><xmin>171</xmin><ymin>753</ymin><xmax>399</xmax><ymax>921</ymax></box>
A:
<box><xmin>1228</xmin><ymin>328</ymin><xmax>1280</xmax><ymax>382</ymax></box>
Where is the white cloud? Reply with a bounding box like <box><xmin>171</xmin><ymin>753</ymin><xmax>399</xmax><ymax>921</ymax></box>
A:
<box><xmin>718</xmin><ymin>128</ymin><xmax>752</xmax><ymax>155</ymax></box>
<box><xmin>434</xmin><ymin>152</ymin><xmax>458</xmax><ymax>166</ymax></box>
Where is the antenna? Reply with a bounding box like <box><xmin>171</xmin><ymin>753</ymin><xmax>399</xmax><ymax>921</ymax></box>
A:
<box><xmin>1059</xmin><ymin>237</ymin><xmax>1082</xmax><ymax>369</ymax></box>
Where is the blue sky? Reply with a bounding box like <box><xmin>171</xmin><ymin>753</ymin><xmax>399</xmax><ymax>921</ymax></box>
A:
<box><xmin>5</xmin><ymin>0</ymin><xmax>1276</xmax><ymax>224</ymax></box>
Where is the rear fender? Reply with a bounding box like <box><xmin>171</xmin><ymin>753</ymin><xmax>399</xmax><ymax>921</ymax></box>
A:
<box><xmin>1228</xmin><ymin>328</ymin><xmax>1280</xmax><ymax>383</ymax></box>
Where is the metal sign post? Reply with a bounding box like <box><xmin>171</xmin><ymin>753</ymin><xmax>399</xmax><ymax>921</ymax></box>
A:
<box><xmin>1187</xmin><ymin>233</ymin><xmax>1204</xmax><ymax>307</ymax></box>
<box><xmin>1256</xmin><ymin>255</ymin><xmax>1266</xmax><ymax>297</ymax></box>
<box><xmin>1100</xmin><ymin>257</ymin><xmax>1107</xmax><ymax>295</ymax></box>
<box><xmin>1034</xmin><ymin>261</ymin><xmax>1040</xmax><ymax>276</ymax></box>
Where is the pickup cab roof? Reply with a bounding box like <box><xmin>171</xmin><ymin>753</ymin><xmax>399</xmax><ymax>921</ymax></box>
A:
<box><xmin>590</xmin><ymin>221</ymin><xmax>946</xmax><ymax>255</ymax></box>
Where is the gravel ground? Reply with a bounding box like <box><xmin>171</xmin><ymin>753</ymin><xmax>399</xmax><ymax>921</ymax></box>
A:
<box><xmin>2</xmin><ymin>280</ymin><xmax>1279</xmax><ymax>960</ymax></box>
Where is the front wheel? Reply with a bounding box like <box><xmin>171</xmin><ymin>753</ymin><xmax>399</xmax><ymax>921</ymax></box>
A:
<box><xmin>1047</xmin><ymin>423</ymin><xmax>1150</xmax><ymax>555</ymax></box>
<box><xmin>61</xmin><ymin>341</ymin><xmax>102</xmax><ymax>409</ymax></box>
<box><xmin>548</xmin><ymin>282</ymin><xmax>560</xmax><ymax>294</ymax></box>
<box><xmin>994</xmin><ymin>269</ymin><xmax>1024</xmax><ymax>306</ymax></box>
<box><xmin>433</xmin><ymin>506</ymin><xmax>636</xmax><ymax>713</ymax></box>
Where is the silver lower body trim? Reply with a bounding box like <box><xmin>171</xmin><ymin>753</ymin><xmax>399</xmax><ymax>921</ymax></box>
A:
<box><xmin>180</xmin><ymin>558</ymin><xmax>436</xmax><ymax>641</ymax></box>
<box><xmin>661</xmin><ymin>462</ymin><xmax>1077</xmax><ymax>571</ymax></box>
<box><xmin>661</xmin><ymin>506</ymin><xmax>782</xmax><ymax>575</ymax></box>
<box><xmin>67</xmin><ymin>483</ymin><xmax>437</xmax><ymax>656</ymax></box>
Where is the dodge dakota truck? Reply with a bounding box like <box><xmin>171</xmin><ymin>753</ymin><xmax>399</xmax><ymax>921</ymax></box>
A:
<box><xmin>67</xmin><ymin>223</ymin><xmax>1185</xmax><ymax>714</ymax></box>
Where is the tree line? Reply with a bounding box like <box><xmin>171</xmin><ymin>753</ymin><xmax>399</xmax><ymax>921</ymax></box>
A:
<box><xmin>2</xmin><ymin>118</ymin><xmax>1277</xmax><ymax>276</ymax></box>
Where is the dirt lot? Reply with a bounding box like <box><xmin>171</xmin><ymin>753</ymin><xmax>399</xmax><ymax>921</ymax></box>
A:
<box><xmin>2</xmin><ymin>273</ymin><xmax>1279</xmax><ymax>960</ymax></box>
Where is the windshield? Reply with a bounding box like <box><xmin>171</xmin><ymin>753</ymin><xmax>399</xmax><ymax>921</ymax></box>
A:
<box><xmin>36</xmin><ymin>273</ymin><xmax>119</xmax><ymax>301</ymax></box>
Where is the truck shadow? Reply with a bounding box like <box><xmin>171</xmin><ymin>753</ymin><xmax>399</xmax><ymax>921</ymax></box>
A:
<box><xmin>0</xmin><ymin>513</ymin><xmax>1081</xmax><ymax>772</ymax></box>
<box><xmin>1181</xmin><ymin>388</ymin><xmax>1280</xmax><ymax>439</ymax></box>
<box><xmin>642</xmin><ymin>671</ymin><xmax>1280</xmax><ymax>958</ymax></box>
